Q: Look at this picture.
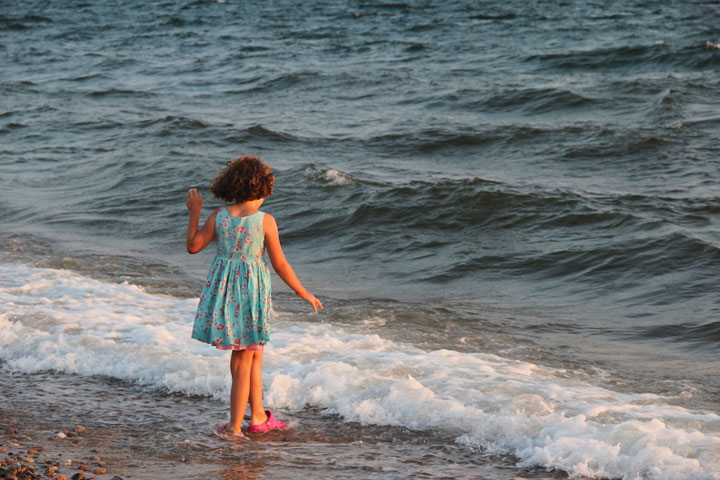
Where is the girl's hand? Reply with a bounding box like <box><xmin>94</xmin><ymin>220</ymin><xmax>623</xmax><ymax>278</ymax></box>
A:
<box><xmin>298</xmin><ymin>291</ymin><xmax>323</xmax><ymax>314</ymax></box>
<box><xmin>186</xmin><ymin>188</ymin><xmax>203</xmax><ymax>215</ymax></box>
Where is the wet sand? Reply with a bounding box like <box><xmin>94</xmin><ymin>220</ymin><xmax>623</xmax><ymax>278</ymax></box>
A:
<box><xmin>0</xmin><ymin>362</ymin><xmax>569</xmax><ymax>480</ymax></box>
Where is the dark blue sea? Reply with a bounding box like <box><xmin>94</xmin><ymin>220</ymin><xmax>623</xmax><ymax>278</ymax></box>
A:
<box><xmin>2</xmin><ymin>1</ymin><xmax>720</xmax><ymax>478</ymax></box>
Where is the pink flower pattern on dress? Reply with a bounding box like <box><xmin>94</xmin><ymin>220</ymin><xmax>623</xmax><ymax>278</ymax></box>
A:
<box><xmin>191</xmin><ymin>207</ymin><xmax>272</xmax><ymax>349</ymax></box>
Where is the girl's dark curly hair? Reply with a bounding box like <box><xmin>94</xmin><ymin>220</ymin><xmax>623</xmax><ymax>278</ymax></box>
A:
<box><xmin>211</xmin><ymin>155</ymin><xmax>274</xmax><ymax>203</ymax></box>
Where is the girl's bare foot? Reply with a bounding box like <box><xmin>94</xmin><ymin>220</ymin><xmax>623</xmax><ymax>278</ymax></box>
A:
<box><xmin>212</xmin><ymin>422</ymin><xmax>248</xmax><ymax>440</ymax></box>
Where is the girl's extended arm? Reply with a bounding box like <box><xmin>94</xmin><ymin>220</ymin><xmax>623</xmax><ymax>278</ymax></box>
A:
<box><xmin>263</xmin><ymin>213</ymin><xmax>323</xmax><ymax>313</ymax></box>
<box><xmin>186</xmin><ymin>188</ymin><xmax>217</xmax><ymax>254</ymax></box>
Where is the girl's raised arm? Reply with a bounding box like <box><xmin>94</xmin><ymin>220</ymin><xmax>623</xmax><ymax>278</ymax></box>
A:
<box><xmin>263</xmin><ymin>213</ymin><xmax>323</xmax><ymax>313</ymax></box>
<box><xmin>186</xmin><ymin>188</ymin><xmax>217</xmax><ymax>254</ymax></box>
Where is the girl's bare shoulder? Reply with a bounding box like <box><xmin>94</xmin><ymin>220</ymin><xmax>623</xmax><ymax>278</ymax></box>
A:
<box><xmin>262</xmin><ymin>212</ymin><xmax>278</xmax><ymax>231</ymax></box>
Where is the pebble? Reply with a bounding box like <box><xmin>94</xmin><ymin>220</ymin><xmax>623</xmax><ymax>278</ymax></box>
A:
<box><xmin>5</xmin><ymin>428</ymin><xmax>14</xmax><ymax>436</ymax></box>
<box><xmin>57</xmin><ymin>476</ymin><xmax>67</xmax><ymax>480</ymax></box>
<box><xmin>27</xmin><ymin>449</ymin><xmax>39</xmax><ymax>455</ymax></box>
<box><xmin>93</xmin><ymin>468</ymin><xmax>106</xmax><ymax>474</ymax></box>
<box><xmin>64</xmin><ymin>459</ymin><xmax>72</xmax><ymax>466</ymax></box>
<box><xmin>71</xmin><ymin>474</ymin><xmax>85</xmax><ymax>480</ymax></box>
<box><xmin>110</xmin><ymin>477</ymin><xmax>125</xmax><ymax>480</ymax></box>
<box><xmin>78</xmin><ymin>465</ymin><xmax>90</xmax><ymax>471</ymax></box>
<box><xmin>10</xmin><ymin>443</ymin><xmax>20</xmax><ymax>447</ymax></box>
<box><xmin>0</xmin><ymin>448</ymin><xmax>6</xmax><ymax>453</ymax></box>
<box><xmin>57</xmin><ymin>432</ymin><xmax>67</xmax><ymax>439</ymax></box>
<box><xmin>75</xmin><ymin>426</ymin><xmax>86</xmax><ymax>434</ymax></box>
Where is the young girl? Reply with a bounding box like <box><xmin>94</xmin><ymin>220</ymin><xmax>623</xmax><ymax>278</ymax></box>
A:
<box><xmin>186</xmin><ymin>154</ymin><xmax>322</xmax><ymax>440</ymax></box>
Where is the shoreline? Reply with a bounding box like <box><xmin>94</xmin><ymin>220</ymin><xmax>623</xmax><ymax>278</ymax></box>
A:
<box><xmin>0</xmin><ymin>364</ymin><xmax>218</xmax><ymax>480</ymax></box>
<box><xmin>0</xmin><ymin>364</ymin><xmax>543</xmax><ymax>480</ymax></box>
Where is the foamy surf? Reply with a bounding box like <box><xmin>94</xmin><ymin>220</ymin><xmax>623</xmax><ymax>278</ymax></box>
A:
<box><xmin>1</xmin><ymin>263</ymin><xmax>718</xmax><ymax>480</ymax></box>
<box><xmin>303</xmin><ymin>164</ymin><xmax>356</xmax><ymax>186</ymax></box>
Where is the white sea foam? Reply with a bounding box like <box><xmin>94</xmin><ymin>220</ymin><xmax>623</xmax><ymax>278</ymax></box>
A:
<box><xmin>304</xmin><ymin>165</ymin><xmax>355</xmax><ymax>185</ymax></box>
<box><xmin>1</xmin><ymin>263</ymin><xmax>719</xmax><ymax>480</ymax></box>
<box><xmin>322</xmin><ymin>168</ymin><xmax>354</xmax><ymax>185</ymax></box>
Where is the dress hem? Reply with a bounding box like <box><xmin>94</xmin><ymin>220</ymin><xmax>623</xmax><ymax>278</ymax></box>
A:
<box><xmin>214</xmin><ymin>343</ymin><xmax>264</xmax><ymax>351</ymax></box>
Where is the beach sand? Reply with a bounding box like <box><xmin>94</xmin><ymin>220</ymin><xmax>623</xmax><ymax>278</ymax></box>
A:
<box><xmin>0</xmin><ymin>364</ymin><xmax>215</xmax><ymax>480</ymax></box>
<box><xmin>0</xmin><ymin>422</ymin><xmax>120</xmax><ymax>480</ymax></box>
<box><xmin>0</xmin><ymin>362</ymin><xmax>566</xmax><ymax>480</ymax></box>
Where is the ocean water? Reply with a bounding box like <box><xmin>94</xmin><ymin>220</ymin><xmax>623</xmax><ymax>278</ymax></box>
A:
<box><xmin>2</xmin><ymin>0</ymin><xmax>720</xmax><ymax>478</ymax></box>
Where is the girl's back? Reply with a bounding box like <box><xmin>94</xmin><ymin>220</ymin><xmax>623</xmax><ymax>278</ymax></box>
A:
<box><xmin>192</xmin><ymin>206</ymin><xmax>272</xmax><ymax>350</ymax></box>
<box><xmin>215</xmin><ymin>207</ymin><xmax>266</xmax><ymax>265</ymax></box>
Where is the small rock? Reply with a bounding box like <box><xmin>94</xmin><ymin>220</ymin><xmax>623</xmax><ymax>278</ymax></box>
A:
<box><xmin>57</xmin><ymin>476</ymin><xmax>67</xmax><ymax>480</ymax></box>
<box><xmin>66</xmin><ymin>432</ymin><xmax>76</xmax><ymax>438</ymax></box>
<box><xmin>11</xmin><ymin>442</ymin><xmax>20</xmax><ymax>447</ymax></box>
<box><xmin>5</xmin><ymin>428</ymin><xmax>15</xmax><ymax>435</ymax></box>
<box><xmin>65</xmin><ymin>459</ymin><xmax>72</xmax><ymax>465</ymax></box>
<box><xmin>75</xmin><ymin>426</ymin><xmax>86</xmax><ymax>434</ymax></box>
<box><xmin>93</xmin><ymin>468</ymin><xmax>106</xmax><ymax>474</ymax></box>
<box><xmin>110</xmin><ymin>477</ymin><xmax>125</xmax><ymax>480</ymax></box>
<box><xmin>0</xmin><ymin>448</ymin><xmax>6</xmax><ymax>453</ymax></box>
<box><xmin>71</xmin><ymin>473</ymin><xmax>85</xmax><ymax>480</ymax></box>
<box><xmin>78</xmin><ymin>465</ymin><xmax>91</xmax><ymax>471</ymax></box>
<box><xmin>27</xmin><ymin>449</ymin><xmax>39</xmax><ymax>455</ymax></box>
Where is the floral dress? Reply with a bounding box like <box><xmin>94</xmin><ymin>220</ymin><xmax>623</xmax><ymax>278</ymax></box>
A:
<box><xmin>191</xmin><ymin>207</ymin><xmax>271</xmax><ymax>350</ymax></box>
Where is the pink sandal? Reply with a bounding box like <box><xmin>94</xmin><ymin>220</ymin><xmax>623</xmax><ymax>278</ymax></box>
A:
<box><xmin>247</xmin><ymin>410</ymin><xmax>288</xmax><ymax>433</ymax></box>
<box><xmin>212</xmin><ymin>422</ymin><xmax>248</xmax><ymax>440</ymax></box>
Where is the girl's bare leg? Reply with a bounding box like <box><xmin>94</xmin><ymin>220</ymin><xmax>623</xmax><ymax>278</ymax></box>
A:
<box><xmin>249</xmin><ymin>350</ymin><xmax>269</xmax><ymax>425</ymax></box>
<box><xmin>229</xmin><ymin>350</ymin><xmax>254</xmax><ymax>432</ymax></box>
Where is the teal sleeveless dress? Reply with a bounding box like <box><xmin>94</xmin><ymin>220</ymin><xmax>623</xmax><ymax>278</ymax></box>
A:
<box><xmin>191</xmin><ymin>207</ymin><xmax>272</xmax><ymax>350</ymax></box>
